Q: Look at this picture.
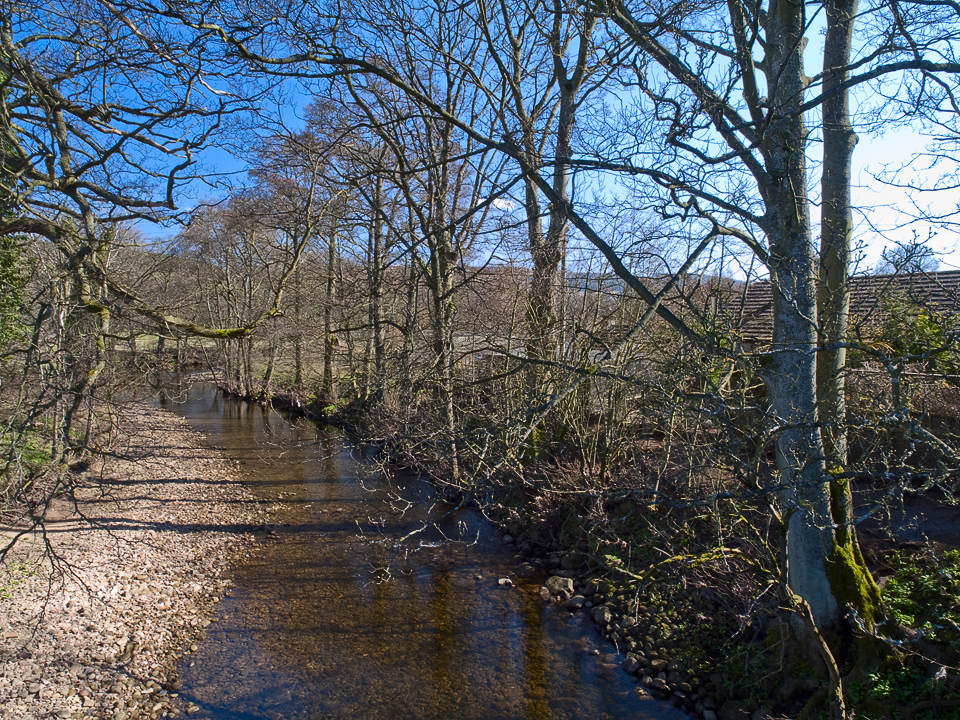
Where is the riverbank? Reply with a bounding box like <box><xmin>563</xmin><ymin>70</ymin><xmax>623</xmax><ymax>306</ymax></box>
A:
<box><xmin>192</xmin><ymin>381</ymin><xmax>960</xmax><ymax>719</ymax></box>
<box><xmin>0</xmin><ymin>403</ymin><xmax>269</xmax><ymax>720</ymax></box>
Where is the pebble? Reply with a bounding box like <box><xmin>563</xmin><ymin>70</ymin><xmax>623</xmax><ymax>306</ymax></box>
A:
<box><xmin>0</xmin><ymin>406</ymin><xmax>255</xmax><ymax>720</ymax></box>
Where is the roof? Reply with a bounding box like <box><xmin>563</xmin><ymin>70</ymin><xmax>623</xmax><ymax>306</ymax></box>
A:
<box><xmin>724</xmin><ymin>270</ymin><xmax>960</xmax><ymax>344</ymax></box>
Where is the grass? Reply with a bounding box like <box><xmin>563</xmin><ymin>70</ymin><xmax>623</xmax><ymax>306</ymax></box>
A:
<box><xmin>0</xmin><ymin>557</ymin><xmax>37</xmax><ymax>601</ymax></box>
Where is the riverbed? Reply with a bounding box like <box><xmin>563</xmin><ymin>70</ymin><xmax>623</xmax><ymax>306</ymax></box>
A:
<box><xmin>161</xmin><ymin>382</ymin><xmax>683</xmax><ymax>720</ymax></box>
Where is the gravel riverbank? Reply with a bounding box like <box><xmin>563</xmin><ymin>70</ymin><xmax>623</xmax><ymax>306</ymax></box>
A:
<box><xmin>0</xmin><ymin>403</ymin><xmax>268</xmax><ymax>720</ymax></box>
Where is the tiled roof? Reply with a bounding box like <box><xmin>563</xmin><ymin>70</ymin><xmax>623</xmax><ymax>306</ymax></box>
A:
<box><xmin>724</xmin><ymin>270</ymin><xmax>960</xmax><ymax>343</ymax></box>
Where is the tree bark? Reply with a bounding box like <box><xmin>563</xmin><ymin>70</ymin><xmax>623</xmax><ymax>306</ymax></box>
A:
<box><xmin>819</xmin><ymin>0</ymin><xmax>859</xmax><ymax>536</ymax></box>
<box><xmin>368</xmin><ymin>174</ymin><xmax>387</xmax><ymax>404</ymax></box>
<box><xmin>762</xmin><ymin>0</ymin><xmax>838</xmax><ymax>625</ymax></box>
<box><xmin>321</xmin><ymin>229</ymin><xmax>338</xmax><ymax>404</ymax></box>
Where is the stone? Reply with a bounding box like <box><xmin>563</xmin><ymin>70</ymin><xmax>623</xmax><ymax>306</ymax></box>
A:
<box><xmin>591</xmin><ymin>606</ymin><xmax>613</xmax><ymax>625</ymax></box>
<box><xmin>718</xmin><ymin>701</ymin><xmax>751</xmax><ymax>720</ymax></box>
<box><xmin>538</xmin><ymin>587</ymin><xmax>551</xmax><ymax>601</ymax></box>
<box><xmin>497</xmin><ymin>578</ymin><xmax>513</xmax><ymax>587</ymax></box>
<box><xmin>564</xmin><ymin>595</ymin><xmax>585</xmax><ymax>610</ymax></box>
<box><xmin>544</xmin><ymin>576</ymin><xmax>574</xmax><ymax>596</ymax></box>
<box><xmin>704</xmin><ymin>712</ymin><xmax>718</xmax><ymax>720</ymax></box>
<box><xmin>650</xmin><ymin>677</ymin><xmax>669</xmax><ymax>692</ymax></box>
<box><xmin>622</xmin><ymin>656</ymin><xmax>641</xmax><ymax>674</ymax></box>
<box><xmin>649</xmin><ymin>658</ymin><xmax>668</xmax><ymax>673</ymax></box>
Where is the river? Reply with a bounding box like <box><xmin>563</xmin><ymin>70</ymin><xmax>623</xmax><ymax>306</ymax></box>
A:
<box><xmin>158</xmin><ymin>382</ymin><xmax>682</xmax><ymax>720</ymax></box>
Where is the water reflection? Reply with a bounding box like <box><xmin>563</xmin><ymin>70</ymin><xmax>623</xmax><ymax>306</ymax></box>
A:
<box><xmin>159</xmin><ymin>382</ymin><xmax>680</xmax><ymax>720</ymax></box>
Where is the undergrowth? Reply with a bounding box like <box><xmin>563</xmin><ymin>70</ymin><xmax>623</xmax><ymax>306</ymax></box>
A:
<box><xmin>882</xmin><ymin>549</ymin><xmax>960</xmax><ymax>647</ymax></box>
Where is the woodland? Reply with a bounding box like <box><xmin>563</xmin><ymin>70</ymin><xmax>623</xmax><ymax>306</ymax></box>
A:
<box><xmin>2</xmin><ymin>0</ymin><xmax>960</xmax><ymax>717</ymax></box>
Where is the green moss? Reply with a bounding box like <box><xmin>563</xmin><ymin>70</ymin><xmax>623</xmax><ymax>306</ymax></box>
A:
<box><xmin>826</xmin><ymin>537</ymin><xmax>881</xmax><ymax>626</ymax></box>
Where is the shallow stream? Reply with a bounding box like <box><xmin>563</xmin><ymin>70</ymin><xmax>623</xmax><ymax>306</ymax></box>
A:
<box><xmin>159</xmin><ymin>382</ymin><xmax>680</xmax><ymax>720</ymax></box>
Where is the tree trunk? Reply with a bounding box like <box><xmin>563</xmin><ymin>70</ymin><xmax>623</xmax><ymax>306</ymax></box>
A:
<box><xmin>261</xmin><ymin>337</ymin><xmax>279</xmax><ymax>400</ymax></box>
<box><xmin>368</xmin><ymin>175</ymin><xmax>387</xmax><ymax>404</ymax></box>
<box><xmin>293</xmin><ymin>267</ymin><xmax>304</xmax><ymax>389</ymax></box>
<box><xmin>763</xmin><ymin>0</ymin><xmax>838</xmax><ymax>626</ymax></box>
<box><xmin>819</xmin><ymin>0</ymin><xmax>859</xmax><ymax>527</ymax></box>
<box><xmin>322</xmin><ymin>229</ymin><xmax>338</xmax><ymax>404</ymax></box>
<box><xmin>400</xmin><ymin>253</ymin><xmax>419</xmax><ymax>402</ymax></box>
<box><xmin>818</xmin><ymin>0</ymin><xmax>882</xmax><ymax>626</ymax></box>
<box><xmin>427</xmin><ymin>193</ymin><xmax>460</xmax><ymax>483</ymax></box>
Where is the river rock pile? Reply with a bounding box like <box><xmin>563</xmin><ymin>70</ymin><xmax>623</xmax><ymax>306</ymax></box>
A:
<box><xmin>0</xmin><ymin>405</ymin><xmax>268</xmax><ymax>720</ymax></box>
<box><xmin>540</xmin><ymin>573</ymin><xmax>724</xmax><ymax>720</ymax></box>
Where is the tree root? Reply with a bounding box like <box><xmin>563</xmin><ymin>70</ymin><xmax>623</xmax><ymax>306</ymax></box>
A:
<box><xmin>789</xmin><ymin>592</ymin><xmax>846</xmax><ymax>720</ymax></box>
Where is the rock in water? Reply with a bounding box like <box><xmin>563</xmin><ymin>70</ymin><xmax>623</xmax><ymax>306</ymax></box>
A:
<box><xmin>565</xmin><ymin>595</ymin><xmax>586</xmax><ymax>610</ymax></box>
<box><xmin>591</xmin><ymin>605</ymin><xmax>613</xmax><ymax>625</ymax></box>
<box><xmin>544</xmin><ymin>575</ymin><xmax>574</xmax><ymax>596</ymax></box>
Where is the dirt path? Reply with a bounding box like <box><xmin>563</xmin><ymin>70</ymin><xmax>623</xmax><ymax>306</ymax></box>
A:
<box><xmin>0</xmin><ymin>403</ymin><xmax>269</xmax><ymax>720</ymax></box>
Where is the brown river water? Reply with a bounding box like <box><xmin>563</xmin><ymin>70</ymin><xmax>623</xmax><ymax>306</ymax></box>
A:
<box><xmin>158</xmin><ymin>382</ymin><xmax>683</xmax><ymax>720</ymax></box>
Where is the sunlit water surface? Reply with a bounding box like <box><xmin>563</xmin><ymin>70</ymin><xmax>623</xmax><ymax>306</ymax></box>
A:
<box><xmin>158</xmin><ymin>382</ymin><xmax>682</xmax><ymax>720</ymax></box>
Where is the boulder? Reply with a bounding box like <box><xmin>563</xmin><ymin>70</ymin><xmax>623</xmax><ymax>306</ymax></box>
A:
<box><xmin>544</xmin><ymin>576</ymin><xmax>574</xmax><ymax>596</ymax></box>
<box><xmin>565</xmin><ymin>595</ymin><xmax>586</xmax><ymax>610</ymax></box>
<box><xmin>591</xmin><ymin>606</ymin><xmax>613</xmax><ymax>626</ymax></box>
<box><xmin>649</xmin><ymin>658</ymin><xmax>669</xmax><ymax>673</ymax></box>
